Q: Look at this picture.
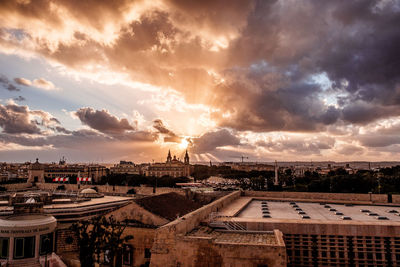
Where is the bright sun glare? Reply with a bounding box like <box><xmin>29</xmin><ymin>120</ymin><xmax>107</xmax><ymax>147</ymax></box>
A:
<box><xmin>178</xmin><ymin>138</ymin><xmax>189</xmax><ymax>150</ymax></box>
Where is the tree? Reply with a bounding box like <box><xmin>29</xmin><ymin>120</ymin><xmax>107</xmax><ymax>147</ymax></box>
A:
<box><xmin>71</xmin><ymin>215</ymin><xmax>132</xmax><ymax>267</ymax></box>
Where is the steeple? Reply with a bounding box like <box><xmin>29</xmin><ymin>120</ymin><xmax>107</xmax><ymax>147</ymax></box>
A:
<box><xmin>167</xmin><ymin>150</ymin><xmax>172</xmax><ymax>163</ymax></box>
<box><xmin>184</xmin><ymin>150</ymin><xmax>189</xmax><ymax>164</ymax></box>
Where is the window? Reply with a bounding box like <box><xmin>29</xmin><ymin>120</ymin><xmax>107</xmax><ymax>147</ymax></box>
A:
<box><xmin>123</xmin><ymin>245</ymin><xmax>133</xmax><ymax>265</ymax></box>
<box><xmin>0</xmin><ymin>237</ymin><xmax>9</xmax><ymax>259</ymax></box>
<box><xmin>40</xmin><ymin>233</ymin><xmax>53</xmax><ymax>255</ymax></box>
<box><xmin>14</xmin><ymin>236</ymin><xmax>35</xmax><ymax>259</ymax></box>
<box><xmin>144</xmin><ymin>248</ymin><xmax>151</xmax><ymax>259</ymax></box>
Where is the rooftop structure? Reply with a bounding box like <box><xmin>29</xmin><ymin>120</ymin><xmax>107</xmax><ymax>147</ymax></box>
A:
<box><xmin>237</xmin><ymin>200</ymin><xmax>400</xmax><ymax>222</ymax></box>
<box><xmin>134</xmin><ymin>192</ymin><xmax>202</xmax><ymax>221</ymax></box>
<box><xmin>0</xmin><ymin>190</ymin><xmax>132</xmax><ymax>222</ymax></box>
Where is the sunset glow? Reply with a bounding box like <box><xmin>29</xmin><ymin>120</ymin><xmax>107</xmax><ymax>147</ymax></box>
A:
<box><xmin>0</xmin><ymin>0</ymin><xmax>399</xmax><ymax>163</ymax></box>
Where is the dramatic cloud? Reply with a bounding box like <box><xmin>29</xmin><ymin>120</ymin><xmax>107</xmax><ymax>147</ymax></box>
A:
<box><xmin>0</xmin><ymin>0</ymin><xmax>399</xmax><ymax>161</ymax></box>
<box><xmin>0</xmin><ymin>103</ymin><xmax>58</xmax><ymax>134</ymax></box>
<box><xmin>256</xmin><ymin>135</ymin><xmax>336</xmax><ymax>156</ymax></box>
<box><xmin>75</xmin><ymin>107</ymin><xmax>135</xmax><ymax>134</ymax></box>
<box><xmin>0</xmin><ymin>74</ymin><xmax>19</xmax><ymax>91</ymax></box>
<box><xmin>191</xmin><ymin>129</ymin><xmax>241</xmax><ymax>154</ymax></box>
<box><xmin>153</xmin><ymin>119</ymin><xmax>182</xmax><ymax>143</ymax></box>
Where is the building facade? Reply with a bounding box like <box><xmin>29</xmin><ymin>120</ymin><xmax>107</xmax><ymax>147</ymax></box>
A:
<box><xmin>27</xmin><ymin>159</ymin><xmax>107</xmax><ymax>183</ymax></box>
<box><xmin>110</xmin><ymin>161</ymin><xmax>142</xmax><ymax>175</ymax></box>
<box><xmin>145</xmin><ymin>150</ymin><xmax>192</xmax><ymax>178</ymax></box>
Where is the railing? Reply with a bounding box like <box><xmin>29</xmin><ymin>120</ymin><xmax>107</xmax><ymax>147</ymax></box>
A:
<box><xmin>209</xmin><ymin>212</ymin><xmax>246</xmax><ymax>231</ymax></box>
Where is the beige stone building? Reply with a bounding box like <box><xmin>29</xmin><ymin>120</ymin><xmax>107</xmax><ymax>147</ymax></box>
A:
<box><xmin>110</xmin><ymin>161</ymin><xmax>143</xmax><ymax>175</ymax></box>
<box><xmin>27</xmin><ymin>159</ymin><xmax>107</xmax><ymax>183</ymax></box>
<box><xmin>145</xmin><ymin>150</ymin><xmax>192</xmax><ymax>178</ymax></box>
<box><xmin>4</xmin><ymin>181</ymin><xmax>400</xmax><ymax>266</ymax></box>
<box><xmin>27</xmin><ymin>158</ymin><xmax>45</xmax><ymax>183</ymax></box>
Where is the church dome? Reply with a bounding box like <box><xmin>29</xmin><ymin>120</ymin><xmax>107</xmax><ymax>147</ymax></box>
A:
<box><xmin>78</xmin><ymin>188</ymin><xmax>103</xmax><ymax>198</ymax></box>
<box><xmin>80</xmin><ymin>188</ymin><xmax>97</xmax><ymax>194</ymax></box>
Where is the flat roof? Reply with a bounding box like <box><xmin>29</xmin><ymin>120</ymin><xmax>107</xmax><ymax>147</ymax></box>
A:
<box><xmin>186</xmin><ymin>226</ymin><xmax>278</xmax><ymax>245</ymax></box>
<box><xmin>43</xmin><ymin>195</ymin><xmax>132</xmax><ymax>209</ymax></box>
<box><xmin>236</xmin><ymin>200</ymin><xmax>400</xmax><ymax>222</ymax></box>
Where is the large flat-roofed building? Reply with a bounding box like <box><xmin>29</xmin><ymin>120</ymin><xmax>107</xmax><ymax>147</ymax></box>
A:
<box><xmin>208</xmin><ymin>192</ymin><xmax>400</xmax><ymax>267</ymax></box>
<box><xmin>4</xmin><ymin>181</ymin><xmax>400</xmax><ymax>267</ymax></box>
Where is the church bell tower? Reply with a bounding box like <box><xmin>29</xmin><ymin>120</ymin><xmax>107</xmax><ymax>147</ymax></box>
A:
<box><xmin>184</xmin><ymin>150</ymin><xmax>189</xmax><ymax>164</ymax></box>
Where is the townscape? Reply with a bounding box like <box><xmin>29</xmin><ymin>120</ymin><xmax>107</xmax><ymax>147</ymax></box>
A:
<box><xmin>0</xmin><ymin>154</ymin><xmax>400</xmax><ymax>266</ymax></box>
<box><xmin>1</xmin><ymin>0</ymin><xmax>400</xmax><ymax>266</ymax></box>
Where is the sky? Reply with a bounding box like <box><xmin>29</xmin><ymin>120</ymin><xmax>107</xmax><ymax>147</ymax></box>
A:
<box><xmin>0</xmin><ymin>0</ymin><xmax>399</xmax><ymax>163</ymax></box>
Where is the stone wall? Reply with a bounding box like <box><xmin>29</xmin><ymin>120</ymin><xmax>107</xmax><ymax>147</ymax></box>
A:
<box><xmin>392</xmin><ymin>194</ymin><xmax>400</xmax><ymax>204</ymax></box>
<box><xmin>235</xmin><ymin>218</ymin><xmax>400</xmax><ymax>236</ymax></box>
<box><xmin>107</xmin><ymin>202</ymin><xmax>169</xmax><ymax>227</ymax></box>
<box><xmin>35</xmin><ymin>183</ymin><xmax>184</xmax><ymax>196</ymax></box>
<box><xmin>2</xmin><ymin>183</ymin><xmax>31</xmax><ymax>191</ymax></box>
<box><xmin>172</xmin><ymin>232</ymin><xmax>287</xmax><ymax>267</ymax></box>
<box><xmin>245</xmin><ymin>191</ymin><xmax>389</xmax><ymax>204</ymax></box>
<box><xmin>150</xmin><ymin>191</ymin><xmax>241</xmax><ymax>266</ymax></box>
<box><xmin>56</xmin><ymin>228</ymin><xmax>78</xmax><ymax>254</ymax></box>
<box><xmin>122</xmin><ymin>227</ymin><xmax>156</xmax><ymax>267</ymax></box>
<box><xmin>5</xmin><ymin>183</ymin><xmax>400</xmax><ymax>204</ymax></box>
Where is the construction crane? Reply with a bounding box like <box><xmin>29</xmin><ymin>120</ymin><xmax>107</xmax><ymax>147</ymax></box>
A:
<box><xmin>239</xmin><ymin>156</ymin><xmax>248</xmax><ymax>163</ymax></box>
<box><xmin>230</xmin><ymin>156</ymin><xmax>249</xmax><ymax>163</ymax></box>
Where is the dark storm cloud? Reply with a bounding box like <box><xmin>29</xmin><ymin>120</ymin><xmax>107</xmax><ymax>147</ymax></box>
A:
<box><xmin>0</xmin><ymin>74</ymin><xmax>19</xmax><ymax>91</ymax></box>
<box><xmin>358</xmin><ymin>123</ymin><xmax>400</xmax><ymax>148</ymax></box>
<box><xmin>54</xmin><ymin>126</ymin><xmax>72</xmax><ymax>134</ymax></box>
<box><xmin>191</xmin><ymin>129</ymin><xmax>240</xmax><ymax>154</ymax></box>
<box><xmin>75</xmin><ymin>107</ymin><xmax>135</xmax><ymax>134</ymax></box>
<box><xmin>0</xmin><ymin>103</ymin><xmax>158</xmax><ymax>157</ymax></box>
<box><xmin>212</xmin><ymin>74</ymin><xmax>341</xmax><ymax>132</ymax></box>
<box><xmin>212</xmin><ymin>0</ymin><xmax>400</xmax><ymax>131</ymax></box>
<box><xmin>360</xmin><ymin>135</ymin><xmax>400</xmax><ymax>148</ymax></box>
<box><xmin>0</xmin><ymin>103</ymin><xmax>41</xmax><ymax>134</ymax></box>
<box><xmin>341</xmin><ymin>102</ymin><xmax>400</xmax><ymax>124</ymax></box>
<box><xmin>1</xmin><ymin>0</ymin><xmax>400</xmax><ymax>136</ymax></box>
<box><xmin>153</xmin><ymin>119</ymin><xmax>182</xmax><ymax>143</ymax></box>
<box><xmin>153</xmin><ymin>119</ymin><xmax>174</xmax><ymax>134</ymax></box>
<box><xmin>0</xmin><ymin>103</ymin><xmax>61</xmax><ymax>134</ymax></box>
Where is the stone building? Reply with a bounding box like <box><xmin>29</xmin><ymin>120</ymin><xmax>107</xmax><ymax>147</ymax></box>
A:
<box><xmin>0</xmin><ymin>193</ymin><xmax>60</xmax><ymax>267</ymax></box>
<box><xmin>145</xmin><ymin>150</ymin><xmax>192</xmax><ymax>178</ymax></box>
<box><xmin>4</xmin><ymin>181</ymin><xmax>400</xmax><ymax>266</ymax></box>
<box><xmin>110</xmin><ymin>161</ymin><xmax>142</xmax><ymax>175</ymax></box>
<box><xmin>27</xmin><ymin>158</ymin><xmax>45</xmax><ymax>183</ymax></box>
<box><xmin>27</xmin><ymin>158</ymin><xmax>107</xmax><ymax>184</ymax></box>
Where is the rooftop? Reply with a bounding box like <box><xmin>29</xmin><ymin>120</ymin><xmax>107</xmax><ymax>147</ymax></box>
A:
<box><xmin>186</xmin><ymin>226</ymin><xmax>277</xmax><ymax>245</ymax></box>
<box><xmin>236</xmin><ymin>200</ymin><xmax>400</xmax><ymax>222</ymax></box>
<box><xmin>134</xmin><ymin>192</ymin><xmax>202</xmax><ymax>221</ymax></box>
